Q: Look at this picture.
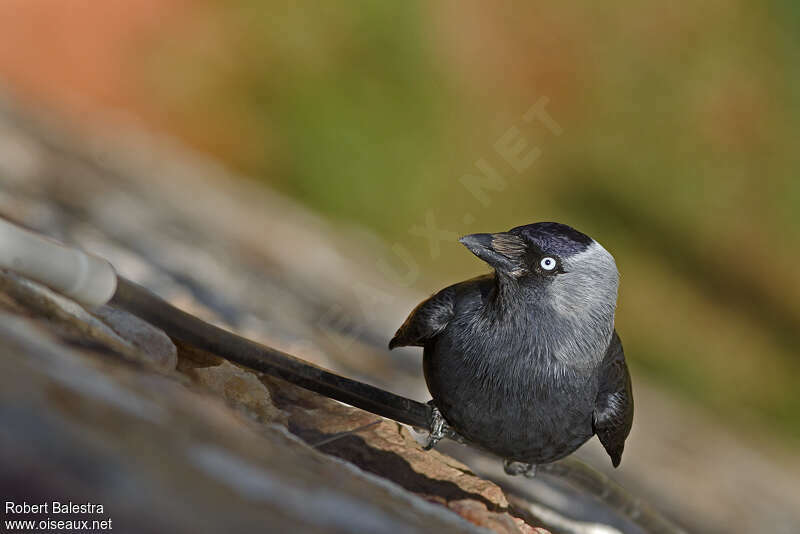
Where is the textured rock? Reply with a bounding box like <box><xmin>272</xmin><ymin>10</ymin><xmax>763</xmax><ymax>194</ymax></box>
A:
<box><xmin>448</xmin><ymin>500</ymin><xmax>543</xmax><ymax>534</ymax></box>
<box><xmin>261</xmin><ymin>375</ymin><xmax>511</xmax><ymax>509</ymax></box>
<box><xmin>92</xmin><ymin>305</ymin><xmax>178</xmax><ymax>371</ymax></box>
<box><xmin>508</xmin><ymin>495</ymin><xmax>623</xmax><ymax>534</ymax></box>
<box><xmin>0</xmin><ymin>269</ymin><xmax>176</xmax><ymax>371</ymax></box>
<box><xmin>180</xmin><ymin>356</ymin><xmax>287</xmax><ymax>425</ymax></box>
<box><xmin>0</xmin><ymin>312</ymin><xmax>487</xmax><ymax>534</ymax></box>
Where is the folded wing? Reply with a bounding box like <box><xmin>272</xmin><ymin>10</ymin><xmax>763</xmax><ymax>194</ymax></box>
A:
<box><xmin>389</xmin><ymin>285</ymin><xmax>458</xmax><ymax>349</ymax></box>
<box><xmin>593</xmin><ymin>331</ymin><xmax>634</xmax><ymax>467</ymax></box>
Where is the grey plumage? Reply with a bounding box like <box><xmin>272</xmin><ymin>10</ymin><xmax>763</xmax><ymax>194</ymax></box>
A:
<box><xmin>390</xmin><ymin>222</ymin><xmax>633</xmax><ymax>468</ymax></box>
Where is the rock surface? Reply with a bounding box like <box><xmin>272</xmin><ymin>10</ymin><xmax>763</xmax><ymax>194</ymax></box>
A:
<box><xmin>0</xmin><ymin>310</ymin><xmax>486</xmax><ymax>534</ymax></box>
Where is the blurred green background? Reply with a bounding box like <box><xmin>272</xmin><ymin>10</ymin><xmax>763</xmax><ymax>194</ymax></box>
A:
<box><xmin>3</xmin><ymin>1</ymin><xmax>798</xmax><ymax>445</ymax></box>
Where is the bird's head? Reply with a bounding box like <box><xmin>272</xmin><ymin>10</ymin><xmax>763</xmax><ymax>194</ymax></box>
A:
<box><xmin>459</xmin><ymin>222</ymin><xmax>619</xmax><ymax>313</ymax></box>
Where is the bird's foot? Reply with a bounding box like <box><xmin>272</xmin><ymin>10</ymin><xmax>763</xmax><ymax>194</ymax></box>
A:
<box><xmin>423</xmin><ymin>404</ymin><xmax>466</xmax><ymax>450</ymax></box>
<box><xmin>423</xmin><ymin>405</ymin><xmax>448</xmax><ymax>450</ymax></box>
<box><xmin>503</xmin><ymin>460</ymin><xmax>538</xmax><ymax>478</ymax></box>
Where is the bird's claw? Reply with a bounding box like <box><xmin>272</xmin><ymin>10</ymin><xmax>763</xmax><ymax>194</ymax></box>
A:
<box><xmin>503</xmin><ymin>460</ymin><xmax>538</xmax><ymax>478</ymax></box>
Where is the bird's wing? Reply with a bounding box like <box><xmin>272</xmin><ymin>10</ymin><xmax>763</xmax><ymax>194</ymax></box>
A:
<box><xmin>388</xmin><ymin>285</ymin><xmax>459</xmax><ymax>349</ymax></box>
<box><xmin>592</xmin><ymin>331</ymin><xmax>634</xmax><ymax>468</ymax></box>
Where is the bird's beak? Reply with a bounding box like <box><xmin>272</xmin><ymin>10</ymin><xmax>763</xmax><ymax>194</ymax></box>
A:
<box><xmin>459</xmin><ymin>232</ymin><xmax>526</xmax><ymax>273</ymax></box>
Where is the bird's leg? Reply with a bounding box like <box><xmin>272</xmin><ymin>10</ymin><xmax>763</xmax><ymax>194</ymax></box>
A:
<box><xmin>423</xmin><ymin>402</ymin><xmax>465</xmax><ymax>450</ymax></box>
<box><xmin>503</xmin><ymin>459</ymin><xmax>538</xmax><ymax>478</ymax></box>
<box><xmin>423</xmin><ymin>405</ymin><xmax>448</xmax><ymax>450</ymax></box>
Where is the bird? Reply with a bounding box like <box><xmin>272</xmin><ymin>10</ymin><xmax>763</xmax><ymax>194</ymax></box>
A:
<box><xmin>389</xmin><ymin>222</ymin><xmax>633</xmax><ymax>475</ymax></box>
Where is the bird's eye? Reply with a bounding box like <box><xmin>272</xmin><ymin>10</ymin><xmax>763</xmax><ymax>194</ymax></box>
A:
<box><xmin>540</xmin><ymin>257</ymin><xmax>557</xmax><ymax>271</ymax></box>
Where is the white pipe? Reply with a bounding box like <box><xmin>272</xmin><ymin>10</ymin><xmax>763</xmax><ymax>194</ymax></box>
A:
<box><xmin>0</xmin><ymin>218</ymin><xmax>117</xmax><ymax>307</ymax></box>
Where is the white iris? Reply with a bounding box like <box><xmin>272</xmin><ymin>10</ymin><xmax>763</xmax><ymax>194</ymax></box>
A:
<box><xmin>540</xmin><ymin>257</ymin><xmax>557</xmax><ymax>271</ymax></box>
